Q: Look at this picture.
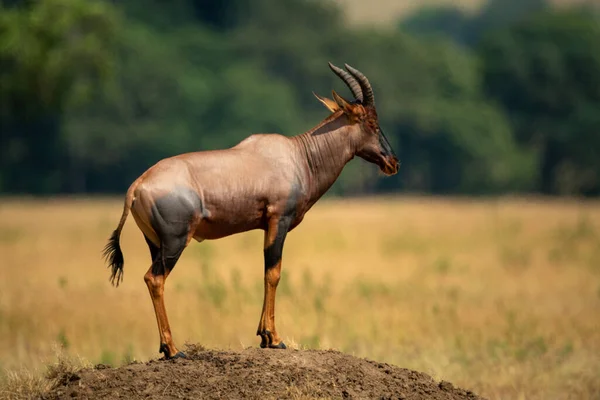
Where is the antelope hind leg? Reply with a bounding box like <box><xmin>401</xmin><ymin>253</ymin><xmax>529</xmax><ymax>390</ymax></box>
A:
<box><xmin>144</xmin><ymin>230</ymin><xmax>189</xmax><ymax>359</ymax></box>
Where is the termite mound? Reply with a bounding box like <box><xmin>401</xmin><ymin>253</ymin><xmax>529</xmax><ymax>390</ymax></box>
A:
<box><xmin>43</xmin><ymin>344</ymin><xmax>485</xmax><ymax>400</ymax></box>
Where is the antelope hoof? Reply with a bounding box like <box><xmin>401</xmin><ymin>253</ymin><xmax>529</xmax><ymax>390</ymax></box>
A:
<box><xmin>257</xmin><ymin>330</ymin><xmax>286</xmax><ymax>349</ymax></box>
<box><xmin>259</xmin><ymin>334</ymin><xmax>269</xmax><ymax>349</ymax></box>
<box><xmin>159</xmin><ymin>343</ymin><xmax>185</xmax><ymax>360</ymax></box>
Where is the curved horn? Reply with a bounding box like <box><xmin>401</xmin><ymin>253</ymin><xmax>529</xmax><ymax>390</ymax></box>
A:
<box><xmin>344</xmin><ymin>64</ymin><xmax>374</xmax><ymax>106</ymax></box>
<box><xmin>328</xmin><ymin>62</ymin><xmax>363</xmax><ymax>103</ymax></box>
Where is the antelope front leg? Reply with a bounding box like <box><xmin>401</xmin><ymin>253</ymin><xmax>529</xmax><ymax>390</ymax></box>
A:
<box><xmin>257</xmin><ymin>216</ymin><xmax>291</xmax><ymax>349</ymax></box>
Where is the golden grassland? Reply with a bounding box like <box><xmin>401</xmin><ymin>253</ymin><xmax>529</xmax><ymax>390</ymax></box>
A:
<box><xmin>0</xmin><ymin>196</ymin><xmax>599</xmax><ymax>399</ymax></box>
<box><xmin>334</xmin><ymin>0</ymin><xmax>483</xmax><ymax>26</ymax></box>
<box><xmin>337</xmin><ymin>0</ymin><xmax>594</xmax><ymax>27</ymax></box>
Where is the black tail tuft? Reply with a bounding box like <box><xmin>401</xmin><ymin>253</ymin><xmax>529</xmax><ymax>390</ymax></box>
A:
<box><xmin>103</xmin><ymin>229</ymin><xmax>124</xmax><ymax>287</ymax></box>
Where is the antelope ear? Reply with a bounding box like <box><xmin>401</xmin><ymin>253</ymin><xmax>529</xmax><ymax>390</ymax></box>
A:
<box><xmin>332</xmin><ymin>89</ymin><xmax>365</xmax><ymax>121</ymax></box>
<box><xmin>313</xmin><ymin>92</ymin><xmax>340</xmax><ymax>113</ymax></box>
<box><xmin>331</xmin><ymin>90</ymin><xmax>354</xmax><ymax>114</ymax></box>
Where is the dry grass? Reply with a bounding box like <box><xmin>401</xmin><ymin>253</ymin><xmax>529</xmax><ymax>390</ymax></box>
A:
<box><xmin>334</xmin><ymin>0</ymin><xmax>483</xmax><ymax>26</ymax></box>
<box><xmin>0</xmin><ymin>345</ymin><xmax>90</xmax><ymax>400</ymax></box>
<box><xmin>335</xmin><ymin>0</ymin><xmax>595</xmax><ymax>27</ymax></box>
<box><xmin>0</xmin><ymin>196</ymin><xmax>599</xmax><ymax>399</ymax></box>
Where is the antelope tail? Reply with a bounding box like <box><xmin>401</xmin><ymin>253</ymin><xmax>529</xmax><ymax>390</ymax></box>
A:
<box><xmin>103</xmin><ymin>181</ymin><xmax>138</xmax><ymax>287</ymax></box>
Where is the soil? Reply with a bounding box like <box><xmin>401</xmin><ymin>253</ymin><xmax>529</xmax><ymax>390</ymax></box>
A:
<box><xmin>42</xmin><ymin>344</ymin><xmax>486</xmax><ymax>400</ymax></box>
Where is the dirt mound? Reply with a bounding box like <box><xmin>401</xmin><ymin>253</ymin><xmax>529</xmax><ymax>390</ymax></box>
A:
<box><xmin>42</xmin><ymin>345</ymin><xmax>485</xmax><ymax>400</ymax></box>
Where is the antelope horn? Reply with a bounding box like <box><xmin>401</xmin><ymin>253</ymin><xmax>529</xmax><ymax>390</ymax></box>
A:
<box><xmin>328</xmin><ymin>62</ymin><xmax>364</xmax><ymax>103</ymax></box>
<box><xmin>344</xmin><ymin>64</ymin><xmax>374</xmax><ymax>106</ymax></box>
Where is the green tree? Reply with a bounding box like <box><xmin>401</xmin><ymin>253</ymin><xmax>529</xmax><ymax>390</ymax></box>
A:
<box><xmin>0</xmin><ymin>0</ymin><xmax>118</xmax><ymax>193</ymax></box>
<box><xmin>347</xmin><ymin>33</ymin><xmax>534</xmax><ymax>194</ymax></box>
<box><xmin>0</xmin><ymin>0</ymin><xmax>550</xmax><ymax>196</ymax></box>
<box><xmin>400</xmin><ymin>0</ymin><xmax>549</xmax><ymax>46</ymax></box>
<box><xmin>479</xmin><ymin>9</ymin><xmax>600</xmax><ymax>195</ymax></box>
<box><xmin>63</xmin><ymin>20</ymin><xmax>304</xmax><ymax>193</ymax></box>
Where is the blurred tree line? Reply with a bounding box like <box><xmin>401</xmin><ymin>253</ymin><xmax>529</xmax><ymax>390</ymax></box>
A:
<box><xmin>0</xmin><ymin>0</ymin><xmax>598</xmax><ymax>196</ymax></box>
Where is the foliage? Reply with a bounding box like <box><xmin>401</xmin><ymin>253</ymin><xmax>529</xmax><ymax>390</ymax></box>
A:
<box><xmin>479</xmin><ymin>9</ymin><xmax>600</xmax><ymax>195</ymax></box>
<box><xmin>0</xmin><ymin>0</ymin><xmax>597</xmax><ymax>196</ymax></box>
<box><xmin>0</xmin><ymin>0</ymin><xmax>118</xmax><ymax>193</ymax></box>
<box><xmin>400</xmin><ymin>0</ymin><xmax>549</xmax><ymax>46</ymax></box>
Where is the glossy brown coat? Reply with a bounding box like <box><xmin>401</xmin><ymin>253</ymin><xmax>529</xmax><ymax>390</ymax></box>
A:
<box><xmin>103</xmin><ymin>63</ymin><xmax>399</xmax><ymax>358</ymax></box>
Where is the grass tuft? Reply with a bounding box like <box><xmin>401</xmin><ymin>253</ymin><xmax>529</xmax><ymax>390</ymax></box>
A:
<box><xmin>0</xmin><ymin>346</ymin><xmax>90</xmax><ymax>400</ymax></box>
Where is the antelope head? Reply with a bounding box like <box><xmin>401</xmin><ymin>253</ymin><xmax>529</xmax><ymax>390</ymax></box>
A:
<box><xmin>314</xmin><ymin>62</ymin><xmax>399</xmax><ymax>176</ymax></box>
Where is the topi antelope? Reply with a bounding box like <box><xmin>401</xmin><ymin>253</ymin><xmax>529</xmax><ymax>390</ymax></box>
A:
<box><xmin>103</xmin><ymin>62</ymin><xmax>399</xmax><ymax>359</ymax></box>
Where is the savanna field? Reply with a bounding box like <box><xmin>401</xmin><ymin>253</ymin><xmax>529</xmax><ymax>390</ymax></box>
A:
<box><xmin>0</xmin><ymin>196</ymin><xmax>599</xmax><ymax>399</ymax></box>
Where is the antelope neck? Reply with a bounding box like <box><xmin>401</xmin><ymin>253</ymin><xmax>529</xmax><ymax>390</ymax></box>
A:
<box><xmin>292</xmin><ymin>111</ymin><xmax>360</xmax><ymax>204</ymax></box>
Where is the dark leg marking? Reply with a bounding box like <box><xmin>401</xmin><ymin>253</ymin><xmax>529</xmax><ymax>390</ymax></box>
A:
<box><xmin>263</xmin><ymin>215</ymin><xmax>293</xmax><ymax>270</ymax></box>
<box><xmin>149</xmin><ymin>189</ymin><xmax>200</xmax><ymax>275</ymax></box>
<box><xmin>153</xmin><ymin>236</ymin><xmax>187</xmax><ymax>276</ymax></box>
<box><xmin>145</xmin><ymin>235</ymin><xmax>159</xmax><ymax>262</ymax></box>
<box><xmin>264</xmin><ymin>177</ymin><xmax>300</xmax><ymax>269</ymax></box>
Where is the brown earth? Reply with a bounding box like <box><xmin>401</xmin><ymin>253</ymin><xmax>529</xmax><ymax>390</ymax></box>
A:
<box><xmin>41</xmin><ymin>344</ymin><xmax>485</xmax><ymax>400</ymax></box>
